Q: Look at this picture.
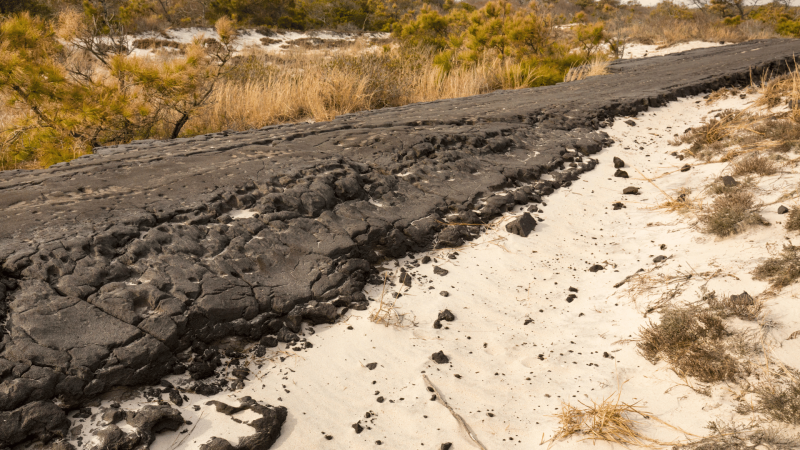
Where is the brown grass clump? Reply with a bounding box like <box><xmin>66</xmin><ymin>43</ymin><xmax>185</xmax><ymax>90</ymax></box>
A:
<box><xmin>753</xmin><ymin>243</ymin><xmax>800</xmax><ymax>289</ymax></box>
<box><xmin>698</xmin><ymin>190</ymin><xmax>764</xmax><ymax>237</ymax></box>
<box><xmin>786</xmin><ymin>209</ymin><xmax>800</xmax><ymax>231</ymax></box>
<box><xmin>674</xmin><ymin>421</ymin><xmax>800</xmax><ymax>450</ymax></box>
<box><xmin>547</xmin><ymin>385</ymin><xmax>683</xmax><ymax>448</ymax></box>
<box><xmin>621</xmin><ymin>13</ymin><xmax>775</xmax><ymax>48</ymax></box>
<box><xmin>752</xmin><ymin>377</ymin><xmax>800</xmax><ymax>424</ymax></box>
<box><xmin>563</xmin><ymin>57</ymin><xmax>609</xmax><ymax>83</ymax></box>
<box><xmin>181</xmin><ymin>48</ymin><xmax>540</xmax><ymax>136</ymax></box>
<box><xmin>637</xmin><ymin>307</ymin><xmax>742</xmax><ymax>383</ymax></box>
<box><xmin>656</xmin><ymin>187</ymin><xmax>699</xmax><ymax>214</ymax></box>
<box><xmin>731</xmin><ymin>153</ymin><xmax>779</xmax><ymax>176</ymax></box>
<box><xmin>707</xmin><ymin>291</ymin><xmax>762</xmax><ymax>321</ymax></box>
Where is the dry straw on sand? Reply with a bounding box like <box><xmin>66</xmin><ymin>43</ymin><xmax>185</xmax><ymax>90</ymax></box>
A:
<box><xmin>545</xmin><ymin>381</ymin><xmax>692</xmax><ymax>448</ymax></box>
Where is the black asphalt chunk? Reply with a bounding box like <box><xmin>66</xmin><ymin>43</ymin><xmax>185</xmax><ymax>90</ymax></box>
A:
<box><xmin>505</xmin><ymin>212</ymin><xmax>537</xmax><ymax>237</ymax></box>
<box><xmin>431</xmin><ymin>351</ymin><xmax>449</xmax><ymax>364</ymax></box>
<box><xmin>1</xmin><ymin>40</ymin><xmax>799</xmax><ymax>447</ymax></box>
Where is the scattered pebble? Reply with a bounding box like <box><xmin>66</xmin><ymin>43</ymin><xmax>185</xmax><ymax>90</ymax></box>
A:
<box><xmin>431</xmin><ymin>351</ymin><xmax>449</xmax><ymax>364</ymax></box>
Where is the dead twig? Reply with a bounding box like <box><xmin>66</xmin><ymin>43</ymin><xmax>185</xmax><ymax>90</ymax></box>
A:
<box><xmin>422</xmin><ymin>375</ymin><xmax>487</xmax><ymax>450</ymax></box>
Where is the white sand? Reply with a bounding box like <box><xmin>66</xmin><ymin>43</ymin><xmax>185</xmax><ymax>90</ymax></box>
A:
<box><xmin>623</xmin><ymin>41</ymin><xmax>729</xmax><ymax>59</ymax></box>
<box><xmin>74</xmin><ymin>87</ymin><xmax>800</xmax><ymax>450</ymax></box>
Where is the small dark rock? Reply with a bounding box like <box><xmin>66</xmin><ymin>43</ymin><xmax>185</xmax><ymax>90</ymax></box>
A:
<box><xmin>439</xmin><ymin>291</ymin><xmax>449</xmax><ymax>297</ymax></box>
<box><xmin>569</xmin><ymin>287</ymin><xmax>578</xmax><ymax>292</ymax></box>
<box><xmin>524</xmin><ymin>318</ymin><xmax>533</xmax><ymax>325</ymax></box>
<box><xmin>199</xmin><ymin>437</ymin><xmax>236</xmax><ymax>450</ymax></box>
<box><xmin>376</xmin><ymin>396</ymin><xmax>385</xmax><ymax>403</ymax></box>
<box><xmin>612</xmin><ymin>202</ymin><xmax>625</xmax><ymax>210</ymax></box>
<box><xmin>431</xmin><ymin>351</ymin><xmax>449</xmax><ymax>364</ymax></box>
<box><xmin>433</xmin><ymin>266</ymin><xmax>449</xmax><ymax>276</ymax></box>
<box><xmin>589</xmin><ymin>264</ymin><xmax>604</xmax><ymax>272</ymax></box>
<box><xmin>188</xmin><ymin>362</ymin><xmax>216</xmax><ymax>380</ymax></box>
<box><xmin>260</xmin><ymin>335</ymin><xmax>279</xmax><ymax>348</ymax></box>
<box><xmin>366</xmin><ymin>363</ymin><xmax>378</xmax><ymax>370</ymax></box>
<box><xmin>433</xmin><ymin>319</ymin><xmax>442</xmax><ymax>329</ymax></box>
<box><xmin>437</xmin><ymin>309</ymin><xmax>455</xmax><ymax>322</ymax></box>
<box><xmin>505</xmin><ymin>212</ymin><xmax>537</xmax><ymax>237</ymax></box>
<box><xmin>680</xmin><ymin>164</ymin><xmax>691</xmax><ymax>172</ymax></box>
<box><xmin>126</xmin><ymin>404</ymin><xmax>184</xmax><ymax>434</ymax></box>
<box><xmin>614</xmin><ymin>169</ymin><xmax>629</xmax><ymax>178</ymax></box>
<box><xmin>441</xmin><ymin>443</ymin><xmax>453</xmax><ymax>450</ymax></box>
<box><xmin>624</xmin><ymin>120</ymin><xmax>636</xmax><ymax>126</ymax></box>
<box><xmin>729</xmin><ymin>291</ymin><xmax>754</xmax><ymax>306</ymax></box>
<box><xmin>194</xmin><ymin>383</ymin><xmax>223</xmax><ymax>396</ymax></box>
<box><xmin>566</xmin><ymin>294</ymin><xmax>577</xmax><ymax>303</ymax></box>
<box><xmin>721</xmin><ymin>175</ymin><xmax>739</xmax><ymax>187</ymax></box>
<box><xmin>169</xmin><ymin>390</ymin><xmax>184</xmax><ymax>407</ymax></box>
<box><xmin>779</xmin><ymin>205</ymin><xmax>789</xmax><ymax>214</ymax></box>
<box><xmin>276</xmin><ymin>328</ymin><xmax>299</xmax><ymax>343</ymax></box>
<box><xmin>622</xmin><ymin>187</ymin><xmax>639</xmax><ymax>195</ymax></box>
<box><xmin>102</xmin><ymin>409</ymin><xmax>125</xmax><ymax>425</ymax></box>
<box><xmin>613</xmin><ymin>156</ymin><xmax>626</xmax><ymax>168</ymax></box>
<box><xmin>232</xmin><ymin>368</ymin><xmax>250</xmax><ymax>379</ymax></box>
<box><xmin>421</xmin><ymin>256</ymin><xmax>431</xmax><ymax>264</ymax></box>
<box><xmin>353</xmin><ymin>422</ymin><xmax>364</xmax><ymax>434</ymax></box>
<box><xmin>653</xmin><ymin>255</ymin><xmax>667</xmax><ymax>263</ymax></box>
<box><xmin>399</xmin><ymin>272</ymin><xmax>413</xmax><ymax>286</ymax></box>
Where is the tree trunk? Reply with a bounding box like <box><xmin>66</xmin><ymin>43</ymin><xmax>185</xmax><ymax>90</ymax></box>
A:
<box><xmin>171</xmin><ymin>113</ymin><xmax>189</xmax><ymax>139</ymax></box>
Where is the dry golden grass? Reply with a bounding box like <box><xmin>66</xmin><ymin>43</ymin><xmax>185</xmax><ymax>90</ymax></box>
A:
<box><xmin>731</xmin><ymin>153</ymin><xmax>779</xmax><ymax>176</ymax></box>
<box><xmin>698</xmin><ymin>189</ymin><xmax>765</xmax><ymax>237</ymax></box>
<box><xmin>368</xmin><ymin>272</ymin><xmax>415</xmax><ymax>327</ymax></box>
<box><xmin>186</xmin><ymin>49</ymin><xmax>537</xmax><ymax>135</ymax></box>
<box><xmin>786</xmin><ymin>208</ymin><xmax>800</xmax><ymax>231</ymax></box>
<box><xmin>546</xmin><ymin>383</ymin><xmax>689</xmax><ymax>448</ymax></box>
<box><xmin>753</xmin><ymin>243</ymin><xmax>800</xmax><ymax>289</ymax></box>
<box><xmin>563</xmin><ymin>57</ymin><xmax>610</xmax><ymax>83</ymax></box>
<box><xmin>674</xmin><ymin>421</ymin><xmax>800</xmax><ymax>449</ymax></box>
<box><xmin>622</xmin><ymin>15</ymin><xmax>776</xmax><ymax>48</ymax></box>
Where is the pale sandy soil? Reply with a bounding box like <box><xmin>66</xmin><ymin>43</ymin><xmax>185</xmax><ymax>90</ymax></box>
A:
<box><xmin>128</xmin><ymin>29</ymin><xmax>389</xmax><ymax>57</ymax></box>
<box><xmin>623</xmin><ymin>41</ymin><xmax>729</xmax><ymax>59</ymax></box>
<box><xmin>73</xmin><ymin>85</ymin><xmax>800</xmax><ymax>450</ymax></box>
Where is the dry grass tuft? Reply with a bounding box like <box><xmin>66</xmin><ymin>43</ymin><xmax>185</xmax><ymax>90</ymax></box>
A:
<box><xmin>563</xmin><ymin>57</ymin><xmax>610</xmax><ymax>83</ymax></box>
<box><xmin>182</xmin><ymin>49</ymin><xmax>536</xmax><ymax>136</ymax></box>
<box><xmin>637</xmin><ymin>306</ymin><xmax>742</xmax><ymax>383</ymax></box>
<box><xmin>547</xmin><ymin>384</ymin><xmax>684</xmax><ymax>448</ymax></box>
<box><xmin>753</xmin><ymin>243</ymin><xmax>800</xmax><ymax>289</ymax></box>
<box><xmin>698</xmin><ymin>189</ymin><xmax>764</xmax><ymax>237</ymax></box>
<box><xmin>621</xmin><ymin>15</ymin><xmax>775</xmax><ymax>48</ymax></box>
<box><xmin>787</xmin><ymin>209</ymin><xmax>800</xmax><ymax>231</ymax></box>
<box><xmin>752</xmin><ymin>376</ymin><xmax>800</xmax><ymax>425</ymax></box>
<box><xmin>731</xmin><ymin>153</ymin><xmax>779</xmax><ymax>176</ymax></box>
<box><xmin>674</xmin><ymin>421</ymin><xmax>800</xmax><ymax>450</ymax></box>
<box><xmin>368</xmin><ymin>272</ymin><xmax>415</xmax><ymax>327</ymax></box>
<box><xmin>655</xmin><ymin>187</ymin><xmax>700</xmax><ymax>214</ymax></box>
<box><xmin>707</xmin><ymin>291</ymin><xmax>763</xmax><ymax>322</ymax></box>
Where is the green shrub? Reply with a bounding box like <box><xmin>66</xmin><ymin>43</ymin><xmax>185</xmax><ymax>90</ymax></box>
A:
<box><xmin>0</xmin><ymin>11</ymin><xmax>237</xmax><ymax>169</ymax></box>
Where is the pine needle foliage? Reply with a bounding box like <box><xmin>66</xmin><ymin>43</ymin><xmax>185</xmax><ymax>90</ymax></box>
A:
<box><xmin>0</xmin><ymin>10</ymin><xmax>236</xmax><ymax>170</ymax></box>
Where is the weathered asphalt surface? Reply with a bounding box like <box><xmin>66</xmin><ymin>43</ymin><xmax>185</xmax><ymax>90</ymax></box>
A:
<box><xmin>0</xmin><ymin>39</ymin><xmax>798</xmax><ymax>447</ymax></box>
